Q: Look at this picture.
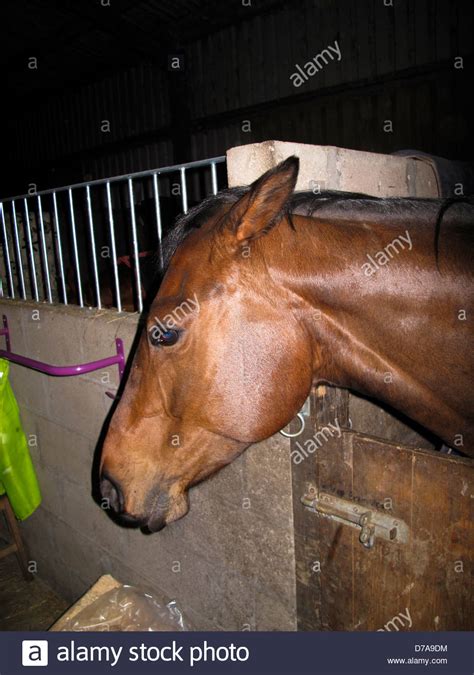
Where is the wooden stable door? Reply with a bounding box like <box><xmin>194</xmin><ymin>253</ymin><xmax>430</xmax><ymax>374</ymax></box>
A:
<box><xmin>291</xmin><ymin>386</ymin><xmax>473</xmax><ymax>631</ymax></box>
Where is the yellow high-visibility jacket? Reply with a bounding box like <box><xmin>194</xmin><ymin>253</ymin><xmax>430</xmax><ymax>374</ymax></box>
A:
<box><xmin>0</xmin><ymin>358</ymin><xmax>41</xmax><ymax>519</ymax></box>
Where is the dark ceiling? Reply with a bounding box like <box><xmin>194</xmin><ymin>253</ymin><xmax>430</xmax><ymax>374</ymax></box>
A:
<box><xmin>3</xmin><ymin>0</ymin><xmax>284</xmax><ymax>101</ymax></box>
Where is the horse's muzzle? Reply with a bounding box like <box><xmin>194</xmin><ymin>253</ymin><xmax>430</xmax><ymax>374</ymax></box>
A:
<box><xmin>100</xmin><ymin>473</ymin><xmax>123</xmax><ymax>513</ymax></box>
<box><xmin>99</xmin><ymin>473</ymin><xmax>147</xmax><ymax>527</ymax></box>
<box><xmin>145</xmin><ymin>512</ymin><xmax>167</xmax><ymax>533</ymax></box>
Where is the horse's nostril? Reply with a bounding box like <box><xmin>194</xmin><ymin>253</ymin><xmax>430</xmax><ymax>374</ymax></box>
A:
<box><xmin>100</xmin><ymin>474</ymin><xmax>123</xmax><ymax>514</ymax></box>
<box><xmin>118</xmin><ymin>512</ymin><xmax>145</xmax><ymax>527</ymax></box>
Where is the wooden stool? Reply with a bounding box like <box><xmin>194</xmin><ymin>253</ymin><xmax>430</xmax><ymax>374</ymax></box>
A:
<box><xmin>0</xmin><ymin>494</ymin><xmax>33</xmax><ymax>581</ymax></box>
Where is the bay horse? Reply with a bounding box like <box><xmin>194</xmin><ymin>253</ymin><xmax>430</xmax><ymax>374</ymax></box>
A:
<box><xmin>99</xmin><ymin>156</ymin><xmax>474</xmax><ymax>532</ymax></box>
<box><xmin>65</xmin><ymin>251</ymin><xmax>158</xmax><ymax>312</ymax></box>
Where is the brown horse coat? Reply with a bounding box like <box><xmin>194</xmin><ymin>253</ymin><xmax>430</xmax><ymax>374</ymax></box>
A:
<box><xmin>100</xmin><ymin>157</ymin><xmax>473</xmax><ymax>531</ymax></box>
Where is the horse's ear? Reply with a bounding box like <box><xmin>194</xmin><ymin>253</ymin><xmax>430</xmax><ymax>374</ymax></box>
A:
<box><xmin>225</xmin><ymin>156</ymin><xmax>299</xmax><ymax>243</ymax></box>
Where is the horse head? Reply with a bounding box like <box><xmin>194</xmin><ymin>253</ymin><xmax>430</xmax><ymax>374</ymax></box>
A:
<box><xmin>99</xmin><ymin>157</ymin><xmax>314</xmax><ymax>531</ymax></box>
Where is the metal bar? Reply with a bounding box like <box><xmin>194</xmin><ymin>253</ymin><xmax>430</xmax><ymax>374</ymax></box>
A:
<box><xmin>127</xmin><ymin>178</ymin><xmax>143</xmax><ymax>313</ymax></box>
<box><xmin>85</xmin><ymin>185</ymin><xmax>101</xmax><ymax>309</ymax></box>
<box><xmin>301</xmin><ymin>487</ymin><xmax>409</xmax><ymax>548</ymax></box>
<box><xmin>106</xmin><ymin>182</ymin><xmax>121</xmax><ymax>312</ymax></box>
<box><xmin>0</xmin><ymin>203</ymin><xmax>15</xmax><ymax>298</ymax></box>
<box><xmin>23</xmin><ymin>198</ymin><xmax>39</xmax><ymax>301</ymax></box>
<box><xmin>1</xmin><ymin>313</ymin><xmax>124</xmax><ymax>380</ymax></box>
<box><xmin>36</xmin><ymin>195</ymin><xmax>53</xmax><ymax>303</ymax></box>
<box><xmin>152</xmin><ymin>172</ymin><xmax>164</xmax><ymax>269</ymax></box>
<box><xmin>1</xmin><ymin>156</ymin><xmax>226</xmax><ymax>203</ymax></box>
<box><xmin>68</xmin><ymin>188</ymin><xmax>83</xmax><ymax>307</ymax></box>
<box><xmin>0</xmin><ymin>156</ymin><xmax>227</xmax><ymax>310</ymax></box>
<box><xmin>11</xmin><ymin>201</ymin><xmax>26</xmax><ymax>299</ymax></box>
<box><xmin>211</xmin><ymin>161</ymin><xmax>218</xmax><ymax>195</ymax></box>
<box><xmin>180</xmin><ymin>166</ymin><xmax>188</xmax><ymax>214</ymax></box>
<box><xmin>52</xmin><ymin>192</ymin><xmax>68</xmax><ymax>305</ymax></box>
<box><xmin>115</xmin><ymin>338</ymin><xmax>125</xmax><ymax>379</ymax></box>
<box><xmin>0</xmin><ymin>338</ymin><xmax>125</xmax><ymax>379</ymax></box>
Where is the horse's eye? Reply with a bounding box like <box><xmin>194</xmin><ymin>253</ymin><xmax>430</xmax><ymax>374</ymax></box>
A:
<box><xmin>149</xmin><ymin>328</ymin><xmax>180</xmax><ymax>347</ymax></box>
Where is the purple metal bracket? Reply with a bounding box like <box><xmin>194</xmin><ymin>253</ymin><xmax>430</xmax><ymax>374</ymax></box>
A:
<box><xmin>0</xmin><ymin>314</ymin><xmax>124</xmax><ymax>385</ymax></box>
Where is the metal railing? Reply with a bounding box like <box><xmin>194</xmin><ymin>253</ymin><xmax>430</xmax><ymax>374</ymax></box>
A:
<box><xmin>0</xmin><ymin>156</ymin><xmax>226</xmax><ymax>313</ymax></box>
<box><xmin>0</xmin><ymin>313</ymin><xmax>124</xmax><ymax>402</ymax></box>
<box><xmin>0</xmin><ymin>314</ymin><xmax>124</xmax><ymax>381</ymax></box>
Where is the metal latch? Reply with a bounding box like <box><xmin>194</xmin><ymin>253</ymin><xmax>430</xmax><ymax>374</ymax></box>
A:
<box><xmin>301</xmin><ymin>487</ymin><xmax>409</xmax><ymax>549</ymax></box>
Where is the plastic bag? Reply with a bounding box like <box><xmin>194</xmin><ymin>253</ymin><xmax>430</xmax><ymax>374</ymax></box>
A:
<box><xmin>0</xmin><ymin>358</ymin><xmax>41</xmax><ymax>519</ymax></box>
<box><xmin>58</xmin><ymin>585</ymin><xmax>189</xmax><ymax>631</ymax></box>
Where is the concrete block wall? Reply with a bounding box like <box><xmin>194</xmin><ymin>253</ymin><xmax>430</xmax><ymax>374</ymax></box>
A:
<box><xmin>227</xmin><ymin>140</ymin><xmax>439</xmax><ymax>197</ymax></box>
<box><xmin>0</xmin><ymin>299</ymin><xmax>296</xmax><ymax>630</ymax></box>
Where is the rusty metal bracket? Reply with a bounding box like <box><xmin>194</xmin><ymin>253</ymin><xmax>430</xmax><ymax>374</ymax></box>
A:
<box><xmin>301</xmin><ymin>487</ymin><xmax>409</xmax><ymax>549</ymax></box>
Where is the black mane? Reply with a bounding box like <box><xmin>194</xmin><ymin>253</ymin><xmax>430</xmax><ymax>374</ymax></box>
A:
<box><xmin>162</xmin><ymin>187</ymin><xmax>473</xmax><ymax>271</ymax></box>
<box><xmin>161</xmin><ymin>187</ymin><xmax>382</xmax><ymax>269</ymax></box>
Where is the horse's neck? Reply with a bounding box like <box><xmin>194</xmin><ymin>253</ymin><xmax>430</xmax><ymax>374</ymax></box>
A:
<box><xmin>272</xmin><ymin>213</ymin><xmax>473</xmax><ymax>449</ymax></box>
<box><xmin>275</xmin><ymin>214</ymin><xmax>399</xmax><ymax>387</ymax></box>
